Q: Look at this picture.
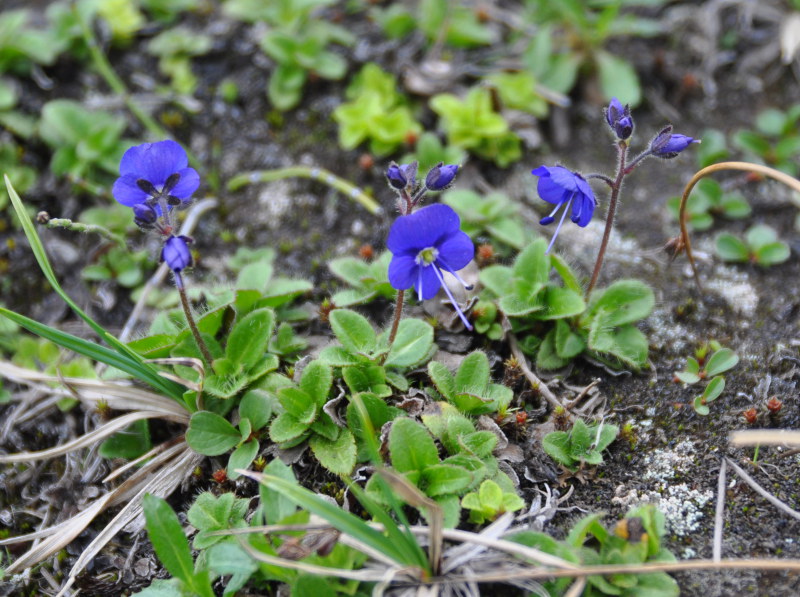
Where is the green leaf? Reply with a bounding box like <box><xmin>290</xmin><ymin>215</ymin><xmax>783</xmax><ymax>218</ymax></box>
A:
<box><xmin>422</xmin><ymin>463</ymin><xmax>473</xmax><ymax>497</ymax></box>
<box><xmin>318</xmin><ymin>345</ymin><xmax>363</xmax><ymax>366</ymax></box>
<box><xmin>454</xmin><ymin>351</ymin><xmax>490</xmax><ymax>394</ymax></box>
<box><xmin>478</xmin><ymin>479</ymin><xmax>504</xmax><ymax>511</ymax></box>
<box><xmin>745</xmin><ymin>224</ymin><xmax>778</xmax><ymax>250</ymax></box>
<box><xmin>206</xmin><ymin>543</ymin><xmax>258</xmax><ymax>596</ymax></box>
<box><xmin>228</xmin><ymin>440</ymin><xmax>259</xmax><ymax>480</ymax></box>
<box><xmin>383</xmin><ymin>318</ymin><xmax>434</xmax><ymax>369</ymax></box>
<box><xmin>239</xmin><ymin>390</ymin><xmax>274</xmax><ymax>431</ymax></box>
<box><xmin>555</xmin><ymin>319</ymin><xmax>585</xmax><ymax>359</ymax></box>
<box><xmin>715</xmin><ymin>233</ymin><xmax>749</xmax><ymax>262</ymax></box>
<box><xmin>512</xmin><ymin>239</ymin><xmax>550</xmax><ymax>295</ymax></box>
<box><xmin>596</xmin><ymin>50</ymin><xmax>641</xmax><ymax>106</ymax></box>
<box><xmin>536</xmin><ymin>328</ymin><xmax>571</xmax><ymax>370</ymax></box>
<box><xmin>99</xmin><ymin>419</ymin><xmax>152</xmax><ymax>460</ymax></box>
<box><xmin>127</xmin><ymin>334</ymin><xmax>177</xmax><ymax>359</ymax></box>
<box><xmin>259</xmin><ymin>459</ymin><xmax>298</xmax><ymax>524</ymax></box>
<box><xmin>427</xmin><ymin>361</ymin><xmax>455</xmax><ymax>400</ymax></box>
<box><xmin>186</xmin><ymin>411</ymin><xmax>241</xmax><ymax>456</ymax></box>
<box><xmin>299</xmin><ymin>360</ymin><xmax>332</xmax><ymax>405</ymax></box>
<box><xmin>704</xmin><ymin>348</ymin><xmax>739</xmax><ymax>377</ymax></box>
<box><xmin>478</xmin><ymin>265</ymin><xmax>514</xmax><ymax>297</ymax></box>
<box><xmin>389</xmin><ymin>418</ymin><xmax>440</xmax><ymax>473</ymax></box>
<box><xmin>142</xmin><ymin>494</ymin><xmax>195</xmax><ymax>586</ymax></box>
<box><xmin>460</xmin><ymin>430</ymin><xmax>498</xmax><ymax>458</ymax></box>
<box><xmin>226</xmin><ymin>307</ymin><xmax>275</xmax><ymax>370</ymax></box>
<box><xmin>534</xmin><ymin>285</ymin><xmax>586</xmax><ymax>320</ymax></box>
<box><xmin>542</xmin><ymin>431</ymin><xmax>574</xmax><ymax>469</ymax></box>
<box><xmin>309</xmin><ymin>428</ymin><xmax>357</xmax><ymax>475</ymax></box>
<box><xmin>277</xmin><ymin>386</ymin><xmax>317</xmax><ymax>424</ymax></box>
<box><xmin>693</xmin><ymin>395</ymin><xmax>710</xmax><ymax>416</ymax></box>
<box><xmin>329</xmin><ymin>309</ymin><xmax>376</xmax><ymax>354</ymax></box>
<box><xmin>589</xmin><ymin>280</ymin><xmax>654</xmax><ymax>326</ymax></box>
<box><xmin>235</xmin><ymin>261</ymin><xmax>273</xmax><ymax>291</ymax></box>
<box><xmin>755</xmin><ymin>242</ymin><xmax>790</xmax><ymax>266</ymax></box>
<box><xmin>499</xmin><ymin>293</ymin><xmax>544</xmax><ymax>317</ymax></box>
<box><xmin>702</xmin><ymin>375</ymin><xmax>725</xmax><ymax>403</ymax></box>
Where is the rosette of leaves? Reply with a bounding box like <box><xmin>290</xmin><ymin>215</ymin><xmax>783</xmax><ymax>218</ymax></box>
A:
<box><xmin>333</xmin><ymin>63</ymin><xmax>422</xmax><ymax>155</ymax></box>
<box><xmin>0</xmin><ymin>9</ymin><xmax>61</xmax><ymax>74</ymax></box>
<box><xmin>366</xmin><ymin>417</ymin><xmax>504</xmax><ymax>527</ymax></box>
<box><xmin>667</xmin><ymin>178</ymin><xmax>750</xmax><ymax>231</ymax></box>
<box><xmin>266</xmin><ymin>359</ymin><xmax>357</xmax><ymax>475</ymax></box>
<box><xmin>427</xmin><ymin>351</ymin><xmax>513</xmax><ymax>416</ymax></box>
<box><xmin>147</xmin><ymin>26</ymin><xmax>213</xmax><ymax>95</ymax></box>
<box><xmin>443</xmin><ymin>189</ymin><xmax>529</xmax><ymax>250</ymax></box>
<box><xmin>328</xmin><ymin>250</ymin><xmax>395</xmax><ymax>307</ymax></box>
<box><xmin>542</xmin><ymin>419</ymin><xmax>618</xmax><ymax>472</ymax></box>
<box><xmin>319</xmin><ymin>308</ymin><xmax>436</xmax><ymax>395</ymax></box>
<box><xmin>510</xmin><ymin>505</ymin><xmax>679</xmax><ymax>597</ymax></box>
<box><xmin>733</xmin><ymin>104</ymin><xmax>800</xmax><ymax>176</ymax></box>
<box><xmin>715</xmin><ymin>224</ymin><xmax>790</xmax><ymax>267</ymax></box>
<box><xmin>254</xmin><ymin>0</ymin><xmax>354</xmax><ymax>110</ymax></box>
<box><xmin>674</xmin><ymin>345</ymin><xmax>737</xmax><ymax>416</ymax></box>
<box><xmin>430</xmin><ymin>87</ymin><xmax>521</xmax><ymax>167</ymax></box>
<box><xmin>461</xmin><ymin>479</ymin><xmax>525</xmax><ymax>524</ymax></box>
<box><xmin>485</xmin><ymin>71</ymin><xmax>549</xmax><ymax>118</ymax></box>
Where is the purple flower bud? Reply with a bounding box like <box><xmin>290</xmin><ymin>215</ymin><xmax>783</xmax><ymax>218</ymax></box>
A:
<box><xmin>386</xmin><ymin>162</ymin><xmax>417</xmax><ymax>190</ymax></box>
<box><xmin>424</xmin><ymin>163</ymin><xmax>459</xmax><ymax>191</ymax></box>
<box><xmin>161</xmin><ymin>235</ymin><xmax>193</xmax><ymax>274</ymax></box>
<box><xmin>132</xmin><ymin>203</ymin><xmax>157</xmax><ymax>228</ymax></box>
<box><xmin>650</xmin><ymin>127</ymin><xmax>699</xmax><ymax>158</ymax></box>
<box><xmin>604</xmin><ymin>97</ymin><xmax>633</xmax><ymax>140</ymax></box>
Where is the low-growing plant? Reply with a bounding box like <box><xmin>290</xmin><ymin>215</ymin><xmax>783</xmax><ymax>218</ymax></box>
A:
<box><xmin>667</xmin><ymin>177</ymin><xmax>751</xmax><ymax>230</ymax></box>
<box><xmin>443</xmin><ymin>188</ymin><xmax>530</xmax><ymax>250</ymax></box>
<box><xmin>461</xmin><ymin>479</ymin><xmax>525</xmax><ymax>524</ymax></box>
<box><xmin>542</xmin><ymin>418</ymin><xmax>619</xmax><ymax>472</ymax></box>
<box><xmin>333</xmin><ymin>63</ymin><xmax>422</xmax><ymax>156</ymax></box>
<box><xmin>147</xmin><ymin>26</ymin><xmax>213</xmax><ymax>95</ymax></box>
<box><xmin>733</xmin><ymin>104</ymin><xmax>800</xmax><ymax>176</ymax></box>
<box><xmin>674</xmin><ymin>343</ymin><xmax>738</xmax><ymax>416</ymax></box>
<box><xmin>715</xmin><ymin>224</ymin><xmax>791</xmax><ymax>266</ymax></box>
<box><xmin>427</xmin><ymin>351</ymin><xmax>513</xmax><ymax>416</ymax></box>
<box><xmin>327</xmin><ymin>250</ymin><xmax>394</xmax><ymax>307</ymax></box>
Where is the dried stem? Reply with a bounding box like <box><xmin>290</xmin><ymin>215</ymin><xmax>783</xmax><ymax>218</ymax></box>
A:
<box><xmin>678</xmin><ymin>161</ymin><xmax>800</xmax><ymax>292</ymax></box>
<box><xmin>586</xmin><ymin>141</ymin><xmax>628</xmax><ymax>297</ymax></box>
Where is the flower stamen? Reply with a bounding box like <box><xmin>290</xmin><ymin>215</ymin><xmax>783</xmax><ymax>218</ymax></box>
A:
<box><xmin>431</xmin><ymin>264</ymin><xmax>473</xmax><ymax>330</ymax></box>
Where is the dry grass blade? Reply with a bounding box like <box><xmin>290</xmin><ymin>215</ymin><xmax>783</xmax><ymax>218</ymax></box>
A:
<box><xmin>713</xmin><ymin>458</ymin><xmax>727</xmax><ymax>562</ymax></box>
<box><xmin>56</xmin><ymin>444</ymin><xmax>202</xmax><ymax>597</ymax></box>
<box><xmin>0</xmin><ymin>361</ymin><xmax>190</xmax><ymax>418</ymax></box>
<box><xmin>729</xmin><ymin>429</ymin><xmax>800</xmax><ymax>447</ymax></box>
<box><xmin>0</xmin><ymin>410</ymin><xmax>185</xmax><ymax>463</ymax></box>
<box><xmin>145</xmin><ymin>356</ymin><xmax>205</xmax><ymax>392</ymax></box>
<box><xmin>0</xmin><ymin>443</ymin><xmax>192</xmax><ymax>574</ymax></box>
<box><xmin>724</xmin><ymin>457</ymin><xmax>800</xmax><ymax>522</ymax></box>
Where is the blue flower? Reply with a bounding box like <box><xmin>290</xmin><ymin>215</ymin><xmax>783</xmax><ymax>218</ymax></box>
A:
<box><xmin>112</xmin><ymin>140</ymin><xmax>200</xmax><ymax>210</ymax></box>
<box><xmin>386</xmin><ymin>162</ymin><xmax>417</xmax><ymax>190</ymax></box>
<box><xmin>161</xmin><ymin>235</ymin><xmax>193</xmax><ymax>284</ymax></box>
<box><xmin>605</xmin><ymin>97</ymin><xmax>633</xmax><ymax>140</ymax></box>
<box><xmin>387</xmin><ymin>203</ymin><xmax>474</xmax><ymax>329</ymax></box>
<box><xmin>649</xmin><ymin>126</ymin><xmax>699</xmax><ymax>158</ymax></box>
<box><xmin>531</xmin><ymin>165</ymin><xmax>596</xmax><ymax>254</ymax></box>
<box><xmin>424</xmin><ymin>163</ymin><xmax>459</xmax><ymax>191</ymax></box>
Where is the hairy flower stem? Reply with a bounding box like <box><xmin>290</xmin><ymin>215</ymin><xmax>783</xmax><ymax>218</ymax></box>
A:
<box><xmin>177</xmin><ymin>279</ymin><xmax>214</xmax><ymax>365</ymax></box>
<box><xmin>385</xmin><ymin>289</ymin><xmax>405</xmax><ymax>358</ymax></box>
<box><xmin>586</xmin><ymin>141</ymin><xmax>628</xmax><ymax>298</ymax></box>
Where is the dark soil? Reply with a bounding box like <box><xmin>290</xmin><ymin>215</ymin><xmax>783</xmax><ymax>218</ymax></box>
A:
<box><xmin>2</xmin><ymin>2</ymin><xmax>800</xmax><ymax>596</ymax></box>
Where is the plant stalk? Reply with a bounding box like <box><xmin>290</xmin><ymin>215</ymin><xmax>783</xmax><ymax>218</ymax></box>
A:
<box><xmin>386</xmin><ymin>289</ymin><xmax>405</xmax><ymax>354</ymax></box>
<box><xmin>177</xmin><ymin>278</ymin><xmax>213</xmax><ymax>365</ymax></box>
<box><xmin>586</xmin><ymin>141</ymin><xmax>628</xmax><ymax>297</ymax></box>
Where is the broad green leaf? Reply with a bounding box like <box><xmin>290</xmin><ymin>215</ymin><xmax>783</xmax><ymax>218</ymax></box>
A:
<box><xmin>755</xmin><ymin>242</ymin><xmax>790</xmax><ymax>266</ymax></box>
<box><xmin>384</xmin><ymin>318</ymin><xmax>434</xmax><ymax>369</ymax></box>
<box><xmin>693</xmin><ymin>395</ymin><xmax>710</xmax><ymax>416</ymax></box>
<box><xmin>478</xmin><ymin>265</ymin><xmax>514</xmax><ymax>297</ymax></box>
<box><xmin>421</xmin><ymin>463</ymin><xmax>473</xmax><ymax>497</ymax></box>
<box><xmin>555</xmin><ymin>319</ymin><xmax>585</xmax><ymax>359</ymax></box>
<box><xmin>235</xmin><ymin>261</ymin><xmax>273</xmax><ymax>291</ymax></box>
<box><xmin>277</xmin><ymin>386</ymin><xmax>317</xmax><ymax>424</ymax></box>
<box><xmin>226</xmin><ymin>307</ymin><xmax>275</xmax><ymax>370</ymax></box>
<box><xmin>499</xmin><ymin>293</ymin><xmax>544</xmax><ymax>317</ymax></box>
<box><xmin>206</xmin><ymin>543</ymin><xmax>258</xmax><ymax>596</ymax></box>
<box><xmin>99</xmin><ymin>419</ymin><xmax>152</xmax><ymax>460</ymax></box>
<box><xmin>309</xmin><ymin>428</ymin><xmax>357</xmax><ymax>475</ymax></box>
<box><xmin>259</xmin><ymin>459</ymin><xmax>298</xmax><ymax>524</ymax></box>
<box><xmin>188</xmin><ymin>492</ymin><xmax>234</xmax><ymax>533</ymax></box>
<box><xmin>745</xmin><ymin>224</ymin><xmax>778</xmax><ymax>249</ymax></box>
<box><xmin>329</xmin><ymin>309</ymin><xmax>376</xmax><ymax>354</ymax></box>
<box><xmin>127</xmin><ymin>334</ymin><xmax>176</xmax><ymax>359</ymax></box>
<box><xmin>269</xmin><ymin>412</ymin><xmax>310</xmax><ymax>443</ymax></box>
<box><xmin>460</xmin><ymin>430</ymin><xmax>498</xmax><ymax>458</ymax></box>
<box><xmin>704</xmin><ymin>348</ymin><xmax>739</xmax><ymax>377</ymax></box>
<box><xmin>389</xmin><ymin>418</ymin><xmax>439</xmax><ymax>474</ymax></box>
<box><xmin>428</xmin><ymin>361</ymin><xmax>455</xmax><ymax>400</ymax></box>
<box><xmin>605</xmin><ymin>324</ymin><xmax>650</xmax><ymax>369</ymax></box>
<box><xmin>595</xmin><ymin>423</ymin><xmax>619</xmax><ymax>452</ymax></box>
<box><xmin>534</xmin><ymin>285</ymin><xmax>585</xmax><ymax>320</ymax></box>
<box><xmin>550</xmin><ymin>254</ymin><xmax>582</xmax><ymax>294</ymax></box>
<box><xmin>239</xmin><ymin>389</ymin><xmax>274</xmax><ymax>431</ymax></box>
<box><xmin>589</xmin><ymin>280</ymin><xmax>654</xmax><ymax>326</ymax></box>
<box><xmin>227</xmin><ymin>440</ymin><xmax>259</xmax><ymax>480</ymax></box>
<box><xmin>542</xmin><ymin>431</ymin><xmax>574</xmax><ymax>469</ymax></box>
<box><xmin>536</xmin><ymin>328</ymin><xmax>570</xmax><ymax>370</ymax></box>
<box><xmin>715</xmin><ymin>233</ymin><xmax>749</xmax><ymax>262</ymax></box>
<box><xmin>299</xmin><ymin>360</ymin><xmax>332</xmax><ymax>405</ymax></box>
<box><xmin>596</xmin><ymin>50</ymin><xmax>641</xmax><ymax>106</ymax></box>
<box><xmin>478</xmin><ymin>479</ymin><xmax>503</xmax><ymax>511</ymax></box>
<box><xmin>512</xmin><ymin>239</ymin><xmax>550</xmax><ymax>295</ymax></box>
<box><xmin>343</xmin><ymin>364</ymin><xmax>391</xmax><ymax>398</ymax></box>
<box><xmin>454</xmin><ymin>351</ymin><xmax>490</xmax><ymax>394</ymax></box>
<box><xmin>142</xmin><ymin>495</ymin><xmax>195</xmax><ymax>586</ymax></box>
<box><xmin>702</xmin><ymin>375</ymin><xmax>725</xmax><ymax>403</ymax></box>
<box><xmin>318</xmin><ymin>345</ymin><xmax>364</xmax><ymax>366</ymax></box>
<box><xmin>186</xmin><ymin>411</ymin><xmax>241</xmax><ymax>456</ymax></box>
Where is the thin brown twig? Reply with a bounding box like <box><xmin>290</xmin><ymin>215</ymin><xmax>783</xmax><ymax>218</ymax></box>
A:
<box><xmin>508</xmin><ymin>333</ymin><xmax>568</xmax><ymax>413</ymax></box>
<box><xmin>724</xmin><ymin>457</ymin><xmax>800</xmax><ymax>523</ymax></box>
<box><xmin>678</xmin><ymin>162</ymin><xmax>800</xmax><ymax>292</ymax></box>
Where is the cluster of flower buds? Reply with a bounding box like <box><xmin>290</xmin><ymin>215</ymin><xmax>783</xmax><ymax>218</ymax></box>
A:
<box><xmin>385</xmin><ymin>160</ymin><xmax>460</xmax><ymax>215</ymax></box>
<box><xmin>111</xmin><ymin>140</ymin><xmax>200</xmax><ymax>279</ymax></box>
<box><xmin>605</xmin><ymin>97</ymin><xmax>634</xmax><ymax>140</ymax></box>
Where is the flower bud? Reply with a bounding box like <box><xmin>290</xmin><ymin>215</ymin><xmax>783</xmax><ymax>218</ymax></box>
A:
<box><xmin>650</xmin><ymin>126</ymin><xmax>699</xmax><ymax>158</ymax></box>
<box><xmin>161</xmin><ymin>235</ymin><xmax>193</xmax><ymax>273</ymax></box>
<box><xmin>386</xmin><ymin>162</ymin><xmax>416</xmax><ymax>190</ymax></box>
<box><xmin>132</xmin><ymin>203</ymin><xmax>158</xmax><ymax>228</ymax></box>
<box><xmin>424</xmin><ymin>162</ymin><xmax>459</xmax><ymax>191</ymax></box>
<box><xmin>604</xmin><ymin>97</ymin><xmax>633</xmax><ymax>140</ymax></box>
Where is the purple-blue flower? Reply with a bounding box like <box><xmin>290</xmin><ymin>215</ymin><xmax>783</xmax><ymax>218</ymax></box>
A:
<box><xmin>161</xmin><ymin>235</ymin><xmax>193</xmax><ymax>284</ymax></box>
<box><xmin>387</xmin><ymin>203</ymin><xmax>474</xmax><ymax>329</ymax></box>
<box><xmin>531</xmin><ymin>165</ymin><xmax>597</xmax><ymax>254</ymax></box>
<box><xmin>386</xmin><ymin>162</ymin><xmax>417</xmax><ymax>190</ymax></box>
<box><xmin>112</xmin><ymin>140</ymin><xmax>200</xmax><ymax>209</ymax></box>
<box><xmin>605</xmin><ymin>97</ymin><xmax>633</xmax><ymax>140</ymax></box>
<box><xmin>424</xmin><ymin>163</ymin><xmax>459</xmax><ymax>191</ymax></box>
<box><xmin>649</xmin><ymin>126</ymin><xmax>699</xmax><ymax>159</ymax></box>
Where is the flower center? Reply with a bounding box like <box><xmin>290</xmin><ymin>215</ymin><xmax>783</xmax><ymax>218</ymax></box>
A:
<box><xmin>416</xmin><ymin>247</ymin><xmax>438</xmax><ymax>266</ymax></box>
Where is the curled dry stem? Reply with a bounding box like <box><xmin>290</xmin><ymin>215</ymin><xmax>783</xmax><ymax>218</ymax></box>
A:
<box><xmin>678</xmin><ymin>162</ymin><xmax>800</xmax><ymax>291</ymax></box>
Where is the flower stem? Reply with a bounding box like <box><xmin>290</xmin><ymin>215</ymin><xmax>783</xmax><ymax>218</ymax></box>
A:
<box><xmin>177</xmin><ymin>277</ymin><xmax>214</xmax><ymax>365</ymax></box>
<box><xmin>586</xmin><ymin>141</ymin><xmax>628</xmax><ymax>298</ymax></box>
<box><xmin>386</xmin><ymin>289</ymin><xmax>405</xmax><ymax>355</ymax></box>
<box><xmin>42</xmin><ymin>217</ymin><xmax>126</xmax><ymax>248</ymax></box>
